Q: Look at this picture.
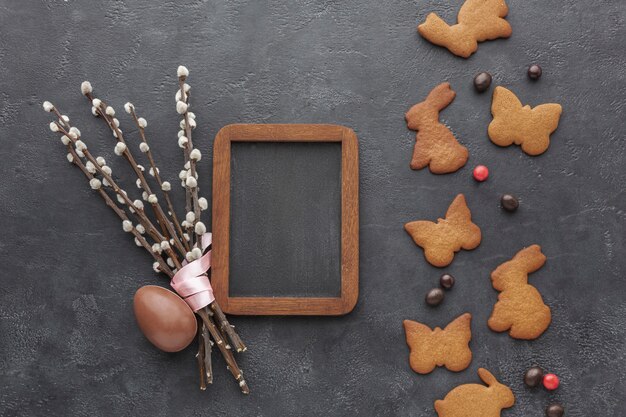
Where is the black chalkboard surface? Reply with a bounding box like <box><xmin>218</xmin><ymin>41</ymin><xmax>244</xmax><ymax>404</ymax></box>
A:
<box><xmin>229</xmin><ymin>141</ymin><xmax>342</xmax><ymax>298</ymax></box>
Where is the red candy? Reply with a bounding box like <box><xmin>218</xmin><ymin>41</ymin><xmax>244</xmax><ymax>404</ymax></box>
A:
<box><xmin>543</xmin><ymin>373</ymin><xmax>560</xmax><ymax>390</ymax></box>
<box><xmin>473</xmin><ymin>165</ymin><xmax>489</xmax><ymax>182</ymax></box>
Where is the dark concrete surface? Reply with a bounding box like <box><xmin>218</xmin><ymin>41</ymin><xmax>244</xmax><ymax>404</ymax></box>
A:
<box><xmin>0</xmin><ymin>0</ymin><xmax>625</xmax><ymax>416</ymax></box>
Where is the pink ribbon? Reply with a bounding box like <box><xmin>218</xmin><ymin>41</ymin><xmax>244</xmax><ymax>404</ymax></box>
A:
<box><xmin>170</xmin><ymin>233</ymin><xmax>215</xmax><ymax>311</ymax></box>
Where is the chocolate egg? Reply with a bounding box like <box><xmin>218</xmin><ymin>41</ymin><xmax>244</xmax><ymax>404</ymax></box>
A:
<box><xmin>133</xmin><ymin>285</ymin><xmax>197</xmax><ymax>352</ymax></box>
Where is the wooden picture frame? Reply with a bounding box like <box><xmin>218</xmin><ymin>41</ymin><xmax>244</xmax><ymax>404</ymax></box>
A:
<box><xmin>212</xmin><ymin>124</ymin><xmax>359</xmax><ymax>315</ymax></box>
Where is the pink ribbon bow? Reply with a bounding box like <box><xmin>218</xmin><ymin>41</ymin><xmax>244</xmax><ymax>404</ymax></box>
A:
<box><xmin>170</xmin><ymin>233</ymin><xmax>215</xmax><ymax>311</ymax></box>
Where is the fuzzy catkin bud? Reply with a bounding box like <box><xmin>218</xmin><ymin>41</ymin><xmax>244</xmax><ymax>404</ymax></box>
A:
<box><xmin>91</xmin><ymin>107</ymin><xmax>99</xmax><ymax>117</ymax></box>
<box><xmin>185</xmin><ymin>176</ymin><xmax>197</xmax><ymax>188</ymax></box>
<box><xmin>178</xmin><ymin>170</ymin><xmax>187</xmax><ymax>180</ymax></box>
<box><xmin>136</xmin><ymin>178</ymin><xmax>142</xmax><ymax>188</ymax></box>
<box><xmin>92</xmin><ymin>98</ymin><xmax>102</xmax><ymax>108</ymax></box>
<box><xmin>187</xmin><ymin>112</ymin><xmax>196</xmax><ymax>120</ymax></box>
<box><xmin>133</xmin><ymin>200</ymin><xmax>144</xmax><ymax>210</ymax></box>
<box><xmin>161</xmin><ymin>181</ymin><xmax>171</xmax><ymax>191</ymax></box>
<box><xmin>185</xmin><ymin>252</ymin><xmax>194</xmax><ymax>262</ymax></box>
<box><xmin>178</xmin><ymin>136</ymin><xmax>188</xmax><ymax>148</ymax></box>
<box><xmin>134</xmin><ymin>237</ymin><xmax>142</xmax><ymax>247</ymax></box>
<box><xmin>190</xmin><ymin>149</ymin><xmax>202</xmax><ymax>161</ymax></box>
<box><xmin>60</xmin><ymin>135</ymin><xmax>70</xmax><ymax>145</ymax></box>
<box><xmin>114</xmin><ymin>142</ymin><xmax>127</xmax><ymax>155</ymax></box>
<box><xmin>69</xmin><ymin>127</ymin><xmax>81</xmax><ymax>138</ymax></box>
<box><xmin>117</xmin><ymin>190</ymin><xmax>127</xmax><ymax>204</ymax></box>
<box><xmin>177</xmin><ymin>130</ymin><xmax>185</xmax><ymax>138</ymax></box>
<box><xmin>139</xmin><ymin>142</ymin><xmax>149</xmax><ymax>153</ymax></box>
<box><xmin>124</xmin><ymin>102</ymin><xmax>134</xmax><ymax>114</ymax></box>
<box><xmin>43</xmin><ymin>101</ymin><xmax>54</xmax><ymax>112</ymax></box>
<box><xmin>198</xmin><ymin>197</ymin><xmax>208</xmax><ymax>210</ymax></box>
<box><xmin>105</xmin><ymin>106</ymin><xmax>115</xmax><ymax>116</ymax></box>
<box><xmin>80</xmin><ymin>81</ymin><xmax>93</xmax><ymax>95</ymax></box>
<box><xmin>142</xmin><ymin>191</ymin><xmax>149</xmax><ymax>201</ymax></box>
<box><xmin>152</xmin><ymin>244</ymin><xmax>162</xmax><ymax>254</ymax></box>
<box><xmin>136</xmin><ymin>224</ymin><xmax>145</xmax><ymax>234</ymax></box>
<box><xmin>85</xmin><ymin>161</ymin><xmax>96</xmax><ymax>174</ymax></box>
<box><xmin>184</xmin><ymin>161</ymin><xmax>190</xmax><ymax>169</ymax></box>
<box><xmin>149</xmin><ymin>167</ymin><xmax>159</xmax><ymax>177</ymax></box>
<box><xmin>113</xmin><ymin>118</ymin><xmax>120</xmax><ymax>127</ymax></box>
<box><xmin>191</xmin><ymin>247</ymin><xmax>203</xmax><ymax>260</ymax></box>
<box><xmin>152</xmin><ymin>262</ymin><xmax>160</xmax><ymax>273</ymax></box>
<box><xmin>102</xmin><ymin>165</ymin><xmax>112</xmax><ymax>175</ymax></box>
<box><xmin>66</xmin><ymin>153</ymin><xmax>74</xmax><ymax>163</ymax></box>
<box><xmin>177</xmin><ymin>65</ymin><xmax>189</xmax><ymax>79</ymax></box>
<box><xmin>186</xmin><ymin>211</ymin><xmax>195</xmax><ymax>223</ymax></box>
<box><xmin>160</xmin><ymin>241</ymin><xmax>171</xmax><ymax>251</ymax></box>
<box><xmin>195</xmin><ymin>221</ymin><xmax>206</xmax><ymax>235</ymax></box>
<box><xmin>122</xmin><ymin>220</ymin><xmax>133</xmax><ymax>232</ymax></box>
<box><xmin>147</xmin><ymin>194</ymin><xmax>158</xmax><ymax>204</ymax></box>
<box><xmin>167</xmin><ymin>258</ymin><xmax>175</xmax><ymax>268</ymax></box>
<box><xmin>75</xmin><ymin>140</ymin><xmax>87</xmax><ymax>151</ymax></box>
<box><xmin>176</xmin><ymin>101</ymin><xmax>188</xmax><ymax>114</ymax></box>
<box><xmin>188</xmin><ymin>118</ymin><xmax>197</xmax><ymax>129</ymax></box>
<box><xmin>137</xmin><ymin>117</ymin><xmax>147</xmax><ymax>128</ymax></box>
<box><xmin>89</xmin><ymin>178</ymin><xmax>102</xmax><ymax>190</ymax></box>
<box><xmin>137</xmin><ymin>164</ymin><xmax>145</xmax><ymax>172</ymax></box>
<box><xmin>49</xmin><ymin>122</ymin><xmax>59</xmax><ymax>132</ymax></box>
<box><xmin>96</xmin><ymin>156</ymin><xmax>106</xmax><ymax>166</ymax></box>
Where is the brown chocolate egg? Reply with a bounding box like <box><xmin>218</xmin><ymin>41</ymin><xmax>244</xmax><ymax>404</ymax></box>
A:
<box><xmin>133</xmin><ymin>285</ymin><xmax>197</xmax><ymax>352</ymax></box>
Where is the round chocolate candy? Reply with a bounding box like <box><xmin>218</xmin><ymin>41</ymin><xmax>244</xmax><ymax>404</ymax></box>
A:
<box><xmin>546</xmin><ymin>404</ymin><xmax>564</xmax><ymax>417</ymax></box>
<box><xmin>524</xmin><ymin>366</ymin><xmax>544</xmax><ymax>387</ymax></box>
<box><xmin>501</xmin><ymin>194</ymin><xmax>519</xmax><ymax>212</ymax></box>
<box><xmin>440</xmin><ymin>274</ymin><xmax>455</xmax><ymax>290</ymax></box>
<box><xmin>543</xmin><ymin>373</ymin><xmax>560</xmax><ymax>390</ymax></box>
<box><xmin>473</xmin><ymin>165</ymin><xmax>489</xmax><ymax>182</ymax></box>
<box><xmin>473</xmin><ymin>72</ymin><xmax>492</xmax><ymax>93</ymax></box>
<box><xmin>425</xmin><ymin>288</ymin><xmax>445</xmax><ymax>306</ymax></box>
<box><xmin>528</xmin><ymin>64</ymin><xmax>542</xmax><ymax>80</ymax></box>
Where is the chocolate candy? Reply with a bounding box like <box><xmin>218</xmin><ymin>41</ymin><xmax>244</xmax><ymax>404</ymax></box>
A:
<box><xmin>133</xmin><ymin>285</ymin><xmax>197</xmax><ymax>352</ymax></box>
<box><xmin>543</xmin><ymin>373</ymin><xmax>560</xmax><ymax>390</ymax></box>
<box><xmin>473</xmin><ymin>165</ymin><xmax>489</xmax><ymax>182</ymax></box>
<box><xmin>528</xmin><ymin>64</ymin><xmax>542</xmax><ymax>80</ymax></box>
<box><xmin>440</xmin><ymin>274</ymin><xmax>455</xmax><ymax>289</ymax></box>
<box><xmin>425</xmin><ymin>288</ymin><xmax>445</xmax><ymax>306</ymax></box>
<box><xmin>501</xmin><ymin>194</ymin><xmax>519</xmax><ymax>212</ymax></box>
<box><xmin>473</xmin><ymin>72</ymin><xmax>492</xmax><ymax>93</ymax></box>
<box><xmin>524</xmin><ymin>366</ymin><xmax>544</xmax><ymax>387</ymax></box>
<box><xmin>546</xmin><ymin>404</ymin><xmax>564</xmax><ymax>417</ymax></box>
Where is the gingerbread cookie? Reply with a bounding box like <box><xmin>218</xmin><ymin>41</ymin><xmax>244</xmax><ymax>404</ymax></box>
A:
<box><xmin>435</xmin><ymin>368</ymin><xmax>515</xmax><ymax>417</ymax></box>
<box><xmin>405</xmin><ymin>83</ymin><xmax>468</xmax><ymax>174</ymax></box>
<box><xmin>488</xmin><ymin>245</ymin><xmax>551</xmax><ymax>340</ymax></box>
<box><xmin>403</xmin><ymin>313</ymin><xmax>472</xmax><ymax>374</ymax></box>
<box><xmin>488</xmin><ymin>86</ymin><xmax>562</xmax><ymax>155</ymax></box>
<box><xmin>405</xmin><ymin>194</ymin><xmax>481</xmax><ymax>267</ymax></box>
<box><xmin>418</xmin><ymin>0</ymin><xmax>512</xmax><ymax>58</ymax></box>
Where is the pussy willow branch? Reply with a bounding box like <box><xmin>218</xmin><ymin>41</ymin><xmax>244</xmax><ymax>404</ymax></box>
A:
<box><xmin>51</xmin><ymin>115</ymin><xmax>168</xmax><ymax>252</ymax></box>
<box><xmin>85</xmin><ymin>92</ymin><xmax>187</xmax><ymax>259</ymax></box>
<box><xmin>176</xmin><ymin>71</ymin><xmax>246</xmax><ymax>353</ymax></box>
<box><xmin>128</xmin><ymin>106</ymin><xmax>190</xmax><ymax>253</ymax></box>
<box><xmin>47</xmin><ymin>110</ymin><xmax>173</xmax><ymax>277</ymax></box>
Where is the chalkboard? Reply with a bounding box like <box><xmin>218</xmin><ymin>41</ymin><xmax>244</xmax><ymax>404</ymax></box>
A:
<box><xmin>212</xmin><ymin>124</ymin><xmax>359</xmax><ymax>315</ymax></box>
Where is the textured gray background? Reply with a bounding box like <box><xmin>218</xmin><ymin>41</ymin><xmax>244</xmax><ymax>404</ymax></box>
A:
<box><xmin>1</xmin><ymin>0</ymin><xmax>625</xmax><ymax>416</ymax></box>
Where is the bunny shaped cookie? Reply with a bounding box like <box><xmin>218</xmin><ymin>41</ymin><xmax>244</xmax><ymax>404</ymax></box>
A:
<box><xmin>418</xmin><ymin>0</ymin><xmax>512</xmax><ymax>58</ymax></box>
<box><xmin>405</xmin><ymin>82</ymin><xmax>468</xmax><ymax>174</ymax></box>
<box><xmin>405</xmin><ymin>194</ymin><xmax>481</xmax><ymax>267</ymax></box>
<box><xmin>488</xmin><ymin>86</ymin><xmax>562</xmax><ymax>155</ymax></box>
<box><xmin>435</xmin><ymin>368</ymin><xmax>515</xmax><ymax>417</ymax></box>
<box><xmin>488</xmin><ymin>245</ymin><xmax>552</xmax><ymax>340</ymax></box>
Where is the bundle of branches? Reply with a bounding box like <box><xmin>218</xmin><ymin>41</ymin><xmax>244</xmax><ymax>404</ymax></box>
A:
<box><xmin>43</xmin><ymin>66</ymin><xmax>248</xmax><ymax>393</ymax></box>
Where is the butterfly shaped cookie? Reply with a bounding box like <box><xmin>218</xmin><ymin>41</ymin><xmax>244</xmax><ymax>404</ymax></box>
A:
<box><xmin>403</xmin><ymin>313</ymin><xmax>472</xmax><ymax>374</ymax></box>
<box><xmin>405</xmin><ymin>194</ymin><xmax>481</xmax><ymax>267</ymax></box>
<box><xmin>488</xmin><ymin>86</ymin><xmax>562</xmax><ymax>155</ymax></box>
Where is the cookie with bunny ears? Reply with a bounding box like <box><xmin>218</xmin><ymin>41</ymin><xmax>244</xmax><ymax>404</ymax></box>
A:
<box><xmin>435</xmin><ymin>368</ymin><xmax>515</xmax><ymax>417</ymax></box>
